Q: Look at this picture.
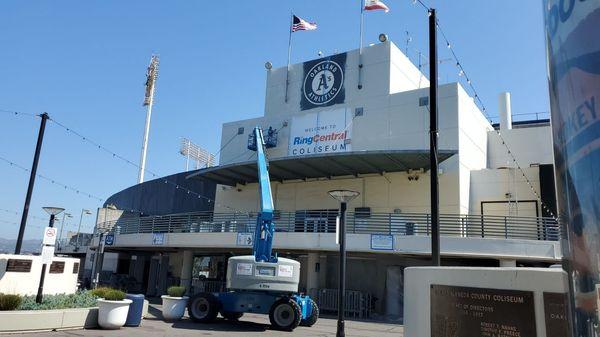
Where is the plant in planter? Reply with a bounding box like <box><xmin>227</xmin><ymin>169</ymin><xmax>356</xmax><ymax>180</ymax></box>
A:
<box><xmin>161</xmin><ymin>286</ymin><xmax>188</xmax><ymax>321</ymax></box>
<box><xmin>0</xmin><ymin>293</ymin><xmax>22</xmax><ymax>311</ymax></box>
<box><xmin>96</xmin><ymin>289</ymin><xmax>132</xmax><ymax>329</ymax></box>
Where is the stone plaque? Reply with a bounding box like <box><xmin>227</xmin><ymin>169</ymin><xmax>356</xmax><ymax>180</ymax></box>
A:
<box><xmin>543</xmin><ymin>292</ymin><xmax>571</xmax><ymax>337</ymax></box>
<box><xmin>49</xmin><ymin>261</ymin><xmax>65</xmax><ymax>274</ymax></box>
<box><xmin>5</xmin><ymin>259</ymin><xmax>32</xmax><ymax>272</ymax></box>
<box><xmin>430</xmin><ymin>285</ymin><xmax>536</xmax><ymax>337</ymax></box>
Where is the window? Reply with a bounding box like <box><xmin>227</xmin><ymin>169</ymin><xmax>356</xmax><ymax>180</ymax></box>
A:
<box><xmin>355</xmin><ymin>107</ymin><xmax>364</xmax><ymax>117</ymax></box>
<box><xmin>419</xmin><ymin>96</ymin><xmax>429</xmax><ymax>106</ymax></box>
<box><xmin>237</xmin><ymin>127</ymin><xmax>244</xmax><ymax>135</ymax></box>
<box><xmin>73</xmin><ymin>262</ymin><xmax>80</xmax><ymax>274</ymax></box>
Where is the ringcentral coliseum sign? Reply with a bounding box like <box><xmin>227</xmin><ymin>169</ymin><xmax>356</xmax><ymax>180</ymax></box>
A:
<box><xmin>288</xmin><ymin>108</ymin><xmax>352</xmax><ymax>156</ymax></box>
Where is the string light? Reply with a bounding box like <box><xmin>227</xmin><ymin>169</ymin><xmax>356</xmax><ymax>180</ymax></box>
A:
<box><xmin>0</xmin><ymin>155</ymin><xmax>104</xmax><ymax>201</ymax></box>
<box><xmin>430</xmin><ymin>14</ymin><xmax>559</xmax><ymax>221</ymax></box>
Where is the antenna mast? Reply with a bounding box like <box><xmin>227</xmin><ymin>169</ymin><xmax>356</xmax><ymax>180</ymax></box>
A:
<box><xmin>138</xmin><ymin>54</ymin><xmax>159</xmax><ymax>183</ymax></box>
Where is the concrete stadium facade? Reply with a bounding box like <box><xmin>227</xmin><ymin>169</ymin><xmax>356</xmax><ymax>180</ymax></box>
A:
<box><xmin>86</xmin><ymin>41</ymin><xmax>560</xmax><ymax>321</ymax></box>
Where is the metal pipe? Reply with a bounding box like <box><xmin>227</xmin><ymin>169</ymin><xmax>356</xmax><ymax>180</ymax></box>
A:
<box><xmin>15</xmin><ymin>113</ymin><xmax>49</xmax><ymax>254</ymax></box>
<box><xmin>337</xmin><ymin>201</ymin><xmax>347</xmax><ymax>337</ymax></box>
<box><xmin>429</xmin><ymin>8</ymin><xmax>441</xmax><ymax>266</ymax></box>
<box><xmin>36</xmin><ymin>213</ymin><xmax>55</xmax><ymax>303</ymax></box>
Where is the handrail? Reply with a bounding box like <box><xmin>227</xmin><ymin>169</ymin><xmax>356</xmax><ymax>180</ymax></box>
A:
<box><xmin>96</xmin><ymin>210</ymin><xmax>561</xmax><ymax>242</ymax></box>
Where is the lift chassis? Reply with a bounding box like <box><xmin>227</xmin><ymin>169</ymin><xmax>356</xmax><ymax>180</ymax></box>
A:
<box><xmin>187</xmin><ymin>127</ymin><xmax>319</xmax><ymax>331</ymax></box>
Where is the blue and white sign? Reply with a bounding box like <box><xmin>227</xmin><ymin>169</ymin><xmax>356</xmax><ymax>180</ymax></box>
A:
<box><xmin>236</xmin><ymin>232</ymin><xmax>253</xmax><ymax>246</ymax></box>
<box><xmin>371</xmin><ymin>234</ymin><xmax>394</xmax><ymax>250</ymax></box>
<box><xmin>152</xmin><ymin>233</ymin><xmax>165</xmax><ymax>245</ymax></box>
<box><xmin>301</xmin><ymin>53</ymin><xmax>346</xmax><ymax>110</ymax></box>
<box><xmin>104</xmin><ymin>234</ymin><xmax>114</xmax><ymax>246</ymax></box>
<box><xmin>288</xmin><ymin>108</ymin><xmax>352</xmax><ymax>156</ymax></box>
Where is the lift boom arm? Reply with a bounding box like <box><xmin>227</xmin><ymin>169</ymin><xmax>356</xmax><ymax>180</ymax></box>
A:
<box><xmin>249</xmin><ymin>127</ymin><xmax>277</xmax><ymax>263</ymax></box>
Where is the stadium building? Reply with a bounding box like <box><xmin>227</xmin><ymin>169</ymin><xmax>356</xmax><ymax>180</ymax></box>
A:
<box><xmin>85</xmin><ymin>40</ymin><xmax>560</xmax><ymax>320</ymax></box>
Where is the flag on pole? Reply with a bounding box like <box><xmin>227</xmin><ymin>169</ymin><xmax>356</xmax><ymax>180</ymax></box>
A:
<box><xmin>364</xmin><ymin>0</ymin><xmax>389</xmax><ymax>12</ymax></box>
<box><xmin>291</xmin><ymin>15</ymin><xmax>317</xmax><ymax>32</ymax></box>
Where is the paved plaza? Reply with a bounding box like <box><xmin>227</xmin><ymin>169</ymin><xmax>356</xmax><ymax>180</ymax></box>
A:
<box><xmin>13</xmin><ymin>304</ymin><xmax>404</xmax><ymax>337</ymax></box>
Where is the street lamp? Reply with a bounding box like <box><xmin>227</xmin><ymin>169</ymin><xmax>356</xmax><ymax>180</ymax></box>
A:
<box><xmin>58</xmin><ymin>212</ymin><xmax>72</xmax><ymax>251</ymax></box>
<box><xmin>38</xmin><ymin>206</ymin><xmax>64</xmax><ymax>303</ymax></box>
<box><xmin>75</xmin><ymin>209</ymin><xmax>92</xmax><ymax>251</ymax></box>
<box><xmin>328</xmin><ymin>190</ymin><xmax>360</xmax><ymax>337</ymax></box>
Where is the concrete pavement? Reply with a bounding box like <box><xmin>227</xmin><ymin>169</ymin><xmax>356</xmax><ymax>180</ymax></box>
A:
<box><xmin>12</xmin><ymin>304</ymin><xmax>404</xmax><ymax>337</ymax></box>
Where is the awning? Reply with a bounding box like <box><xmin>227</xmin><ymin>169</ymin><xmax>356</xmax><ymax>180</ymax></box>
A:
<box><xmin>187</xmin><ymin>150</ymin><xmax>456</xmax><ymax>186</ymax></box>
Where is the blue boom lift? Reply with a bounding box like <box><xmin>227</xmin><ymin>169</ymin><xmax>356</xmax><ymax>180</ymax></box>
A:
<box><xmin>187</xmin><ymin>127</ymin><xmax>319</xmax><ymax>331</ymax></box>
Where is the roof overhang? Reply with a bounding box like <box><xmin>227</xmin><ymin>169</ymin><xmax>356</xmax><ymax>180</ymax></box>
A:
<box><xmin>187</xmin><ymin>150</ymin><xmax>457</xmax><ymax>186</ymax></box>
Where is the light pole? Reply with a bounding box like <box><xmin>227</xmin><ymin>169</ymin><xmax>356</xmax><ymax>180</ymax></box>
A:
<box><xmin>58</xmin><ymin>212</ymin><xmax>72</xmax><ymax>251</ymax></box>
<box><xmin>328</xmin><ymin>189</ymin><xmax>360</xmax><ymax>337</ymax></box>
<box><xmin>75</xmin><ymin>209</ymin><xmax>92</xmax><ymax>251</ymax></box>
<box><xmin>38</xmin><ymin>206</ymin><xmax>64</xmax><ymax>304</ymax></box>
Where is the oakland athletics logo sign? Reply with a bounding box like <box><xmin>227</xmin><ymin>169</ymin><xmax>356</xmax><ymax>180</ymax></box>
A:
<box><xmin>300</xmin><ymin>53</ymin><xmax>346</xmax><ymax>110</ymax></box>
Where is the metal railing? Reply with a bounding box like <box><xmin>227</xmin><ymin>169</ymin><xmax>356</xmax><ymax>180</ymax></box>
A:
<box><xmin>97</xmin><ymin>210</ymin><xmax>561</xmax><ymax>241</ymax></box>
<box><xmin>310</xmin><ymin>288</ymin><xmax>373</xmax><ymax>319</ymax></box>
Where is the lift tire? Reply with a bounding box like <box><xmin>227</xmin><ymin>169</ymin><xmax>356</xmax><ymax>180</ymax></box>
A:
<box><xmin>269</xmin><ymin>298</ymin><xmax>302</xmax><ymax>331</ymax></box>
<box><xmin>300</xmin><ymin>298</ymin><xmax>319</xmax><ymax>327</ymax></box>
<box><xmin>221</xmin><ymin>311</ymin><xmax>244</xmax><ymax>320</ymax></box>
<box><xmin>188</xmin><ymin>292</ymin><xmax>218</xmax><ymax>323</ymax></box>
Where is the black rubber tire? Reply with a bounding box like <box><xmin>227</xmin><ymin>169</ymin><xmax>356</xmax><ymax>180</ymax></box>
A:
<box><xmin>220</xmin><ymin>311</ymin><xmax>244</xmax><ymax>320</ymax></box>
<box><xmin>269</xmin><ymin>298</ymin><xmax>302</xmax><ymax>331</ymax></box>
<box><xmin>300</xmin><ymin>299</ymin><xmax>319</xmax><ymax>327</ymax></box>
<box><xmin>187</xmin><ymin>292</ymin><xmax>218</xmax><ymax>323</ymax></box>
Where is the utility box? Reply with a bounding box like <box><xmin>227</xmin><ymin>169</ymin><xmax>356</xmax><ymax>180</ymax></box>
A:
<box><xmin>227</xmin><ymin>256</ymin><xmax>300</xmax><ymax>293</ymax></box>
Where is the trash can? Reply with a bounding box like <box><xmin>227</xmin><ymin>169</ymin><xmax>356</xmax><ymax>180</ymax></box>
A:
<box><xmin>124</xmin><ymin>294</ymin><xmax>145</xmax><ymax>327</ymax></box>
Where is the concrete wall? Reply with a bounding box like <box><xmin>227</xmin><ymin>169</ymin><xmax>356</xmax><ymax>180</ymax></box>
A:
<box><xmin>0</xmin><ymin>254</ymin><xmax>79</xmax><ymax>296</ymax></box>
<box><xmin>109</xmin><ymin>232</ymin><xmax>561</xmax><ymax>262</ymax></box>
<box><xmin>487</xmin><ymin>125</ymin><xmax>553</xmax><ymax>169</ymax></box>
<box><xmin>403</xmin><ymin>267</ymin><xmax>568</xmax><ymax>337</ymax></box>
<box><xmin>470</xmin><ymin>166</ymin><xmax>542</xmax><ymax>216</ymax></box>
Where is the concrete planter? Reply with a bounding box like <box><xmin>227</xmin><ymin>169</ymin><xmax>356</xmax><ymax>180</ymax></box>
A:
<box><xmin>161</xmin><ymin>295</ymin><xmax>189</xmax><ymax>320</ymax></box>
<box><xmin>0</xmin><ymin>307</ymin><xmax>98</xmax><ymax>332</ymax></box>
<box><xmin>97</xmin><ymin>299</ymin><xmax>132</xmax><ymax>329</ymax></box>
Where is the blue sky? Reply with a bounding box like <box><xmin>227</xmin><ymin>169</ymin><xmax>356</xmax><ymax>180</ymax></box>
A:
<box><xmin>0</xmin><ymin>1</ymin><xmax>549</xmax><ymax>241</ymax></box>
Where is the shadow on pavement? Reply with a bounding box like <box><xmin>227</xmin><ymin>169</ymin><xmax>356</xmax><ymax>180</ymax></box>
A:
<box><xmin>170</xmin><ymin>318</ymin><xmax>269</xmax><ymax>332</ymax></box>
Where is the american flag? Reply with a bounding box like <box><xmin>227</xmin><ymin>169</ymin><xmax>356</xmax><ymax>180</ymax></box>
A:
<box><xmin>292</xmin><ymin>15</ymin><xmax>317</xmax><ymax>32</ymax></box>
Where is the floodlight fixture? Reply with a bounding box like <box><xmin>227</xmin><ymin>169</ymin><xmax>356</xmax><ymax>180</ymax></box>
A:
<box><xmin>379</xmin><ymin>33</ymin><xmax>388</xmax><ymax>43</ymax></box>
<box><xmin>265</xmin><ymin>61</ymin><xmax>273</xmax><ymax>70</ymax></box>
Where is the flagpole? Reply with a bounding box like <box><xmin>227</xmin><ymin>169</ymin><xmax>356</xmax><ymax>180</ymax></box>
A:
<box><xmin>285</xmin><ymin>12</ymin><xmax>293</xmax><ymax>103</ymax></box>
<box><xmin>358</xmin><ymin>0</ymin><xmax>364</xmax><ymax>89</ymax></box>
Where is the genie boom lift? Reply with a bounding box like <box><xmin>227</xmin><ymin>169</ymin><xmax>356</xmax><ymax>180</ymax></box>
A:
<box><xmin>187</xmin><ymin>127</ymin><xmax>319</xmax><ymax>331</ymax></box>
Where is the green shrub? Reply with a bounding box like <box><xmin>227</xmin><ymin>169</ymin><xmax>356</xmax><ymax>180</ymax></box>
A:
<box><xmin>102</xmin><ymin>289</ymin><xmax>126</xmax><ymax>301</ymax></box>
<box><xmin>19</xmin><ymin>291</ymin><xmax>98</xmax><ymax>310</ymax></box>
<box><xmin>0</xmin><ymin>293</ymin><xmax>22</xmax><ymax>311</ymax></box>
<box><xmin>167</xmin><ymin>286</ymin><xmax>186</xmax><ymax>297</ymax></box>
<box><xmin>89</xmin><ymin>287</ymin><xmax>112</xmax><ymax>299</ymax></box>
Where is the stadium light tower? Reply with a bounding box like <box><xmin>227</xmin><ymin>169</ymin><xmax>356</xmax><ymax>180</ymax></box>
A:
<box><xmin>138</xmin><ymin>54</ymin><xmax>159</xmax><ymax>184</ymax></box>
<box><xmin>179</xmin><ymin>138</ymin><xmax>216</xmax><ymax>170</ymax></box>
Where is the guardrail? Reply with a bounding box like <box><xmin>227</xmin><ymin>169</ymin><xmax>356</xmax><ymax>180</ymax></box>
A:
<box><xmin>97</xmin><ymin>210</ymin><xmax>561</xmax><ymax>241</ymax></box>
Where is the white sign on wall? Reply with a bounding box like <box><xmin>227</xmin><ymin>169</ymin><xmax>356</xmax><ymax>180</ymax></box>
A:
<box><xmin>371</xmin><ymin>234</ymin><xmax>394</xmax><ymax>250</ymax></box>
<box><xmin>41</xmin><ymin>245</ymin><xmax>55</xmax><ymax>264</ymax></box>
<box><xmin>236</xmin><ymin>233</ymin><xmax>254</xmax><ymax>246</ymax></box>
<box><xmin>42</xmin><ymin>227</ymin><xmax>57</xmax><ymax>246</ymax></box>
<box><xmin>288</xmin><ymin>108</ymin><xmax>352</xmax><ymax>156</ymax></box>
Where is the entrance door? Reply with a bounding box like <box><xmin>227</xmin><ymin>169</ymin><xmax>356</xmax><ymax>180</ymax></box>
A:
<box><xmin>146</xmin><ymin>258</ymin><xmax>160</xmax><ymax>296</ymax></box>
<box><xmin>385</xmin><ymin>266</ymin><xmax>404</xmax><ymax>322</ymax></box>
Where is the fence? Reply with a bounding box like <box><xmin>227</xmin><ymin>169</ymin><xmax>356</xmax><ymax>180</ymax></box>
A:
<box><xmin>310</xmin><ymin>288</ymin><xmax>373</xmax><ymax>319</ymax></box>
<box><xmin>98</xmin><ymin>210</ymin><xmax>561</xmax><ymax>242</ymax></box>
